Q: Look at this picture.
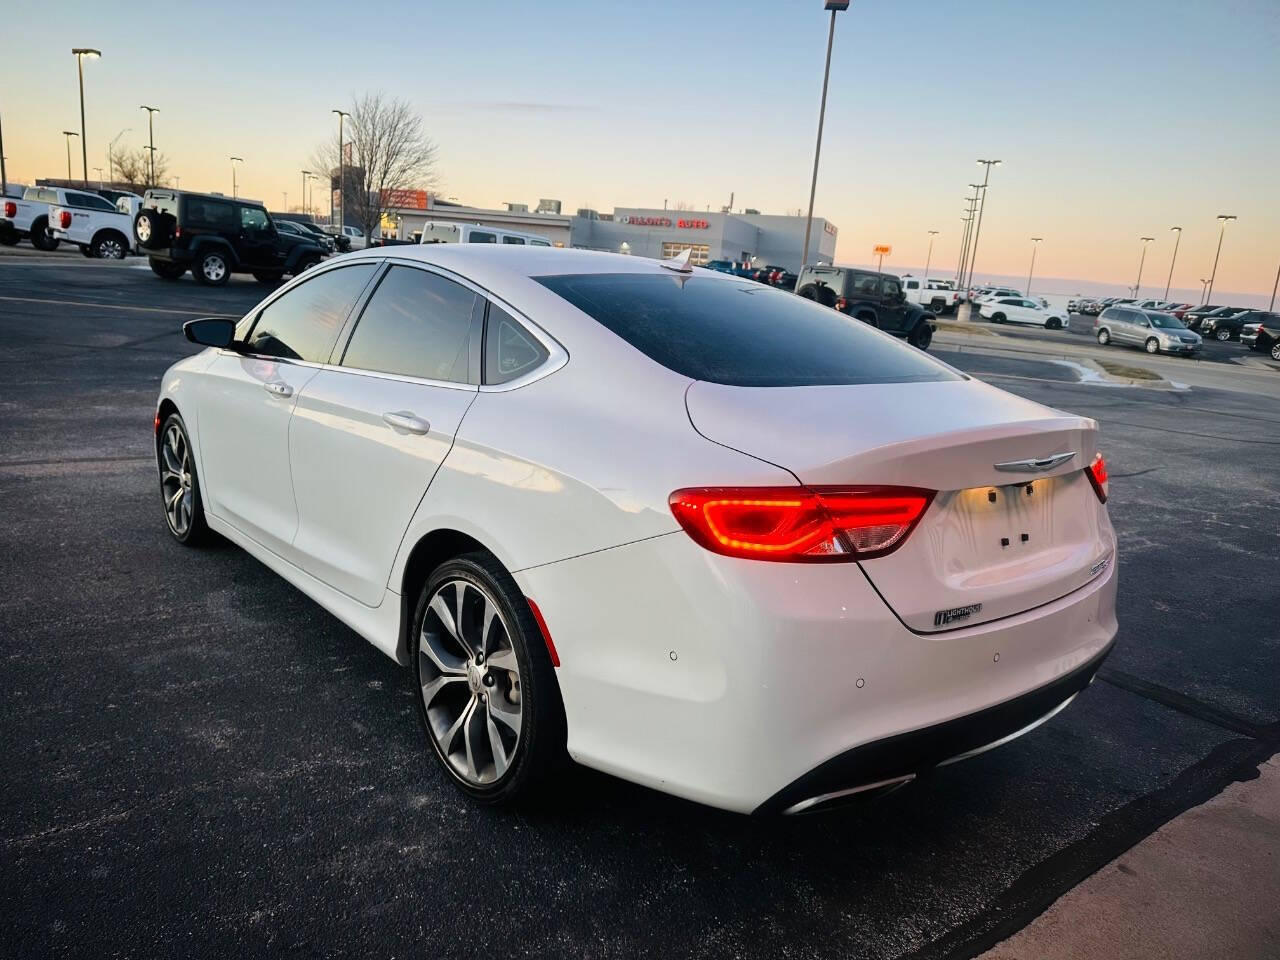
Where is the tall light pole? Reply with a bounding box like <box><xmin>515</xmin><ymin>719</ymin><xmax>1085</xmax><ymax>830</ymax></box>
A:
<box><xmin>61</xmin><ymin>131</ymin><xmax>79</xmax><ymax>181</ymax></box>
<box><xmin>332</xmin><ymin>108</ymin><xmax>350</xmax><ymax>230</ymax></box>
<box><xmin>1205</xmin><ymin>215</ymin><xmax>1237</xmax><ymax>305</ymax></box>
<box><xmin>1027</xmin><ymin>237</ymin><xmax>1043</xmax><ymax>296</ymax></box>
<box><xmin>965</xmin><ymin>160</ymin><xmax>1001</xmax><ymax>292</ymax></box>
<box><xmin>1163</xmin><ymin>226</ymin><xmax>1182</xmax><ymax>300</ymax></box>
<box><xmin>800</xmin><ymin>1</ymin><xmax>849</xmax><ymax>272</ymax></box>
<box><xmin>923</xmin><ymin>230</ymin><xmax>939</xmax><ymax>280</ymax></box>
<box><xmin>1134</xmin><ymin>237</ymin><xmax>1155</xmax><ymax>297</ymax></box>
<box><xmin>957</xmin><ymin>187</ymin><xmax>980</xmax><ymax>290</ymax></box>
<box><xmin>93</xmin><ymin>166</ymin><xmax>103</xmax><ymax>185</ymax></box>
<box><xmin>71</xmin><ymin>48</ymin><xmax>100</xmax><ymax>187</ymax></box>
<box><xmin>1269</xmin><ymin>258</ymin><xmax>1278</xmax><ymax>311</ymax></box>
<box><xmin>301</xmin><ymin>170</ymin><xmax>311</xmax><ymax>217</ymax></box>
<box><xmin>139</xmin><ymin>105</ymin><xmax>159</xmax><ymax>187</ymax></box>
<box><xmin>230</xmin><ymin>156</ymin><xmax>242</xmax><ymax>198</ymax></box>
<box><xmin>0</xmin><ymin>107</ymin><xmax>7</xmax><ymax>196</ymax></box>
<box><xmin>956</xmin><ymin>213</ymin><xmax>973</xmax><ymax>290</ymax></box>
<box><xmin>1199</xmin><ymin>278</ymin><xmax>1209</xmax><ymax>302</ymax></box>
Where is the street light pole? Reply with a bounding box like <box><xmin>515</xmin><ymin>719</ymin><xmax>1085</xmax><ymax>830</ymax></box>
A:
<box><xmin>1163</xmin><ymin>226</ymin><xmax>1182</xmax><ymax>301</ymax></box>
<box><xmin>0</xmin><ymin>107</ymin><xmax>7</xmax><ymax>197</ymax></box>
<box><xmin>923</xmin><ymin>230</ymin><xmax>938</xmax><ymax>280</ymax></box>
<box><xmin>93</xmin><ymin>166</ymin><xmax>103</xmax><ymax>186</ymax></box>
<box><xmin>965</xmin><ymin>160</ymin><xmax>1001</xmax><ymax>292</ymax></box>
<box><xmin>1135</xmin><ymin>237</ymin><xmax>1154</xmax><ymax>297</ymax></box>
<box><xmin>140</xmin><ymin>106</ymin><xmax>159</xmax><ymax>187</ymax></box>
<box><xmin>956</xmin><ymin>214</ymin><xmax>973</xmax><ymax>289</ymax></box>
<box><xmin>1199</xmin><ymin>278</ymin><xmax>1209</xmax><ymax>302</ymax></box>
<box><xmin>1205</xmin><ymin>215</ymin><xmax>1237</xmax><ymax>305</ymax></box>
<box><xmin>1027</xmin><ymin>237</ymin><xmax>1043</xmax><ymax>296</ymax></box>
<box><xmin>800</xmin><ymin>2</ymin><xmax>849</xmax><ymax>272</ymax></box>
<box><xmin>301</xmin><ymin>170</ymin><xmax>311</xmax><ymax>218</ymax></box>
<box><xmin>62</xmin><ymin>131</ymin><xmax>79</xmax><ymax>181</ymax></box>
<box><xmin>1269</xmin><ymin>257</ymin><xmax>1279</xmax><ymax>312</ymax></box>
<box><xmin>230</xmin><ymin>156</ymin><xmax>242</xmax><ymax>198</ymax></box>
<box><xmin>332</xmin><ymin>108</ymin><xmax>350</xmax><ymax>231</ymax></box>
<box><xmin>957</xmin><ymin>187</ymin><xmax>980</xmax><ymax>290</ymax></box>
<box><xmin>71</xmin><ymin>48</ymin><xmax>100</xmax><ymax>187</ymax></box>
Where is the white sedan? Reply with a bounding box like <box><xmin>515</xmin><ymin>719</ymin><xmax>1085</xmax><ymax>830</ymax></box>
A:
<box><xmin>157</xmin><ymin>245</ymin><xmax>1118</xmax><ymax>814</ymax></box>
<box><xmin>980</xmin><ymin>296</ymin><xmax>1069</xmax><ymax>329</ymax></box>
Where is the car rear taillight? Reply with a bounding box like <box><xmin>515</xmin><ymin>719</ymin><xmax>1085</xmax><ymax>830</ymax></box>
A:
<box><xmin>59</xmin><ymin>210</ymin><xmax>72</xmax><ymax>229</ymax></box>
<box><xmin>1085</xmin><ymin>453</ymin><xmax>1109</xmax><ymax>503</ymax></box>
<box><xmin>669</xmin><ymin>486</ymin><xmax>934</xmax><ymax>562</ymax></box>
<box><xmin>174</xmin><ymin>226</ymin><xmax>182</xmax><ymax>239</ymax></box>
<box><xmin>3</xmin><ymin>201</ymin><xmax>15</xmax><ymax>218</ymax></box>
<box><xmin>834</xmin><ymin>297</ymin><xmax>848</xmax><ymax>311</ymax></box>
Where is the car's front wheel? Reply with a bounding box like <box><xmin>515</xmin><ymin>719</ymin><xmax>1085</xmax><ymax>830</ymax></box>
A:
<box><xmin>158</xmin><ymin>413</ymin><xmax>210</xmax><ymax>546</ymax></box>
<box><xmin>909</xmin><ymin>323</ymin><xmax>933</xmax><ymax>350</ymax></box>
<box><xmin>1215</xmin><ymin>328</ymin><xmax>1232</xmax><ymax>341</ymax></box>
<box><xmin>1046</xmin><ymin>317</ymin><xmax>1063</xmax><ymax>330</ymax></box>
<box><xmin>149</xmin><ymin>258</ymin><xmax>186</xmax><ymax>280</ymax></box>
<box><xmin>1271</xmin><ymin>342</ymin><xmax>1280</xmax><ymax>362</ymax></box>
<box><xmin>1145</xmin><ymin>337</ymin><xmax>1160</xmax><ymax>354</ymax></box>
<box><xmin>412</xmin><ymin>553</ymin><xmax>565</xmax><ymax>804</ymax></box>
<box><xmin>194</xmin><ymin>250</ymin><xmax>230</xmax><ymax>286</ymax></box>
<box><xmin>92</xmin><ymin>232</ymin><xmax>128</xmax><ymax>259</ymax></box>
<box><xmin>991</xmin><ymin>312</ymin><xmax>1005</xmax><ymax>323</ymax></box>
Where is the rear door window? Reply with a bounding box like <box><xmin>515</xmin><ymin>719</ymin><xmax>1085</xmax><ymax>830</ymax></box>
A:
<box><xmin>340</xmin><ymin>265</ymin><xmax>477</xmax><ymax>383</ymax></box>
<box><xmin>501</xmin><ymin>235</ymin><xmax>526</xmax><ymax>245</ymax></box>
<box><xmin>245</xmin><ymin>264</ymin><xmax>377</xmax><ymax>362</ymax></box>
<box><xmin>536</xmin><ymin>273</ymin><xmax>956</xmax><ymax>387</ymax></box>
<box><xmin>184</xmin><ymin>197</ymin><xmax>237</xmax><ymax>231</ymax></box>
<box><xmin>468</xmin><ymin>231</ymin><xmax>497</xmax><ymax>244</ymax></box>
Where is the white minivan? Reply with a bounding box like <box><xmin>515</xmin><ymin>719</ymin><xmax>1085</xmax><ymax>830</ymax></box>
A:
<box><xmin>416</xmin><ymin>221</ymin><xmax>553</xmax><ymax>247</ymax></box>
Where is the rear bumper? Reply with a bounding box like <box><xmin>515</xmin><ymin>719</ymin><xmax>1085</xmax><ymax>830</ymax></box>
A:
<box><xmin>516</xmin><ymin>530</ymin><xmax>1118</xmax><ymax>814</ymax></box>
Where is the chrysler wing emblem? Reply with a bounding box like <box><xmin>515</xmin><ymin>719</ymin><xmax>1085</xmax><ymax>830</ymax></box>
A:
<box><xmin>993</xmin><ymin>451</ymin><xmax>1077</xmax><ymax>474</ymax></box>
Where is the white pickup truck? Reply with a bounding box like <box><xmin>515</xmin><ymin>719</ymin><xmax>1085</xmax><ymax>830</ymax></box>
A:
<box><xmin>1</xmin><ymin>186</ymin><xmax>64</xmax><ymax>250</ymax></box>
<box><xmin>49</xmin><ymin>188</ymin><xmax>138</xmax><ymax>258</ymax></box>
<box><xmin>900</xmin><ymin>276</ymin><xmax>962</xmax><ymax>315</ymax></box>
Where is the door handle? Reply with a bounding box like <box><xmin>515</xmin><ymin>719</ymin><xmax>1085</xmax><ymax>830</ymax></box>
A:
<box><xmin>264</xmin><ymin>380</ymin><xmax>293</xmax><ymax>398</ymax></box>
<box><xmin>382</xmin><ymin>411</ymin><xmax>430</xmax><ymax>435</ymax></box>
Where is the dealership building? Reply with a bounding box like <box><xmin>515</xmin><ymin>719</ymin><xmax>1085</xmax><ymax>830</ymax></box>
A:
<box><xmin>383</xmin><ymin>197</ymin><xmax>838</xmax><ymax>272</ymax></box>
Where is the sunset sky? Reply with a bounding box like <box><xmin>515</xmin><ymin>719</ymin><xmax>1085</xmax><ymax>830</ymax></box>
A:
<box><xmin>4</xmin><ymin>0</ymin><xmax>1277</xmax><ymax>301</ymax></box>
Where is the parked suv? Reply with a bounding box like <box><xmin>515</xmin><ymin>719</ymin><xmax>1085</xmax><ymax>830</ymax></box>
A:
<box><xmin>134</xmin><ymin>189</ymin><xmax>326</xmax><ymax>285</ymax></box>
<box><xmin>1095</xmin><ymin>306</ymin><xmax>1201</xmax><ymax>356</ymax></box>
<box><xmin>795</xmin><ymin>265</ymin><xmax>935</xmax><ymax>349</ymax></box>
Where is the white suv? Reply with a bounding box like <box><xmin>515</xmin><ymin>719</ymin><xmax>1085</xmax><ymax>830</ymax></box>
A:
<box><xmin>980</xmin><ymin>296</ymin><xmax>1068</xmax><ymax>329</ymax></box>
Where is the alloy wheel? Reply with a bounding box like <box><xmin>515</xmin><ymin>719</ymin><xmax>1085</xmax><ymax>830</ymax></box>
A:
<box><xmin>100</xmin><ymin>238</ymin><xmax>124</xmax><ymax>259</ymax></box>
<box><xmin>203</xmin><ymin>255</ymin><xmax>227</xmax><ymax>282</ymax></box>
<box><xmin>418</xmin><ymin>579</ymin><xmax>523</xmax><ymax>785</ymax></box>
<box><xmin>1216</xmin><ymin>328</ymin><xmax>1231</xmax><ymax>341</ymax></box>
<box><xmin>159</xmin><ymin>424</ymin><xmax>194</xmax><ymax>536</ymax></box>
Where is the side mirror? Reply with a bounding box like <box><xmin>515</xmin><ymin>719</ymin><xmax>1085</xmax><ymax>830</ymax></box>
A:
<box><xmin>184</xmin><ymin>317</ymin><xmax>238</xmax><ymax>349</ymax></box>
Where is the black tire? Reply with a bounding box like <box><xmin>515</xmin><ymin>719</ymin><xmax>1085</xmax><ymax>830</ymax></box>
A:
<box><xmin>1097</xmin><ymin>329</ymin><xmax>1111</xmax><ymax>345</ymax></box>
<box><xmin>991</xmin><ymin>312</ymin><xmax>1006</xmax><ymax>323</ymax></box>
<box><xmin>157</xmin><ymin>412</ymin><xmax>211</xmax><ymax>547</ymax></box>
<box><xmin>1271</xmin><ymin>342</ymin><xmax>1280</xmax><ymax>362</ymax></box>
<box><xmin>80</xmin><ymin>245</ymin><xmax>94</xmax><ymax>258</ymax></box>
<box><xmin>411</xmin><ymin>552</ymin><xmax>566</xmax><ymax>804</ymax></box>
<box><xmin>134</xmin><ymin>210</ymin><xmax>172</xmax><ymax>249</ymax></box>
<box><xmin>193</xmin><ymin>248</ymin><xmax>231</xmax><ymax>286</ymax></box>
<box><xmin>1145</xmin><ymin>337</ymin><xmax>1160</xmax><ymax>354</ymax></box>
<box><xmin>29</xmin><ymin>217</ymin><xmax>59</xmax><ymax>251</ymax></box>
<box><xmin>91</xmin><ymin>232</ymin><xmax>128</xmax><ymax>260</ymax></box>
<box><xmin>253</xmin><ymin>271</ymin><xmax>284</xmax><ymax>284</ymax></box>
<box><xmin>290</xmin><ymin>254</ymin><xmax>321</xmax><ymax>277</ymax></box>
<box><xmin>909</xmin><ymin>324</ymin><xmax>933</xmax><ymax>350</ymax></box>
<box><xmin>149</xmin><ymin>258</ymin><xmax>186</xmax><ymax>280</ymax></box>
<box><xmin>1046</xmin><ymin>317</ymin><xmax>1063</xmax><ymax>330</ymax></box>
<box><xmin>1215</xmin><ymin>328</ymin><xmax>1232</xmax><ymax>342</ymax></box>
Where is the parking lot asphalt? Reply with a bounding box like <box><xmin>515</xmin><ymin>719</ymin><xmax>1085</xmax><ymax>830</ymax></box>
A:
<box><xmin>2</xmin><ymin>259</ymin><xmax>1278</xmax><ymax>960</ymax></box>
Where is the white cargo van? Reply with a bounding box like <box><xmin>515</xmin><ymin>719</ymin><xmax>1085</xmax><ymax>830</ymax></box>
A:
<box><xmin>416</xmin><ymin>221</ymin><xmax>553</xmax><ymax>246</ymax></box>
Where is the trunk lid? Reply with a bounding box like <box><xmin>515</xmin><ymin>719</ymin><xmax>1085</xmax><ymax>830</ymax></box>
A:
<box><xmin>685</xmin><ymin>378</ymin><xmax>1113</xmax><ymax>631</ymax></box>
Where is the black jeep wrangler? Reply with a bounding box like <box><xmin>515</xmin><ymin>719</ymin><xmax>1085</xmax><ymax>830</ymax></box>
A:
<box><xmin>796</xmin><ymin>265</ymin><xmax>936</xmax><ymax>350</ymax></box>
<box><xmin>134</xmin><ymin>189</ymin><xmax>326</xmax><ymax>286</ymax></box>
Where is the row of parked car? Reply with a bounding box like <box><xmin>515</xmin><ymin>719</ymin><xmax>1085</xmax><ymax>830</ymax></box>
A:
<box><xmin>0</xmin><ymin>182</ymin><xmax>365</xmax><ymax>265</ymax></box>
<box><xmin>704</xmin><ymin>259</ymin><xmax>799</xmax><ymax>290</ymax></box>
<box><xmin>1077</xmin><ymin>295</ymin><xmax>1279</xmax><ymax>359</ymax></box>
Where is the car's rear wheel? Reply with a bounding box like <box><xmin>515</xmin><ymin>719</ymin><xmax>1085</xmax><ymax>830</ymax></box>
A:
<box><xmin>1215</xmin><ymin>328</ymin><xmax>1232</xmax><ymax>341</ymax></box>
<box><xmin>412</xmin><ymin>552</ymin><xmax>565</xmax><ymax>804</ymax></box>
<box><xmin>194</xmin><ymin>250</ymin><xmax>230</xmax><ymax>286</ymax></box>
<box><xmin>158</xmin><ymin>413</ymin><xmax>210</xmax><ymax>546</ymax></box>
<box><xmin>991</xmin><ymin>312</ymin><xmax>1005</xmax><ymax>323</ymax></box>
<box><xmin>292</xmin><ymin>254</ymin><xmax>321</xmax><ymax>276</ymax></box>
<box><xmin>92</xmin><ymin>232</ymin><xmax>127</xmax><ymax>259</ymax></box>
<box><xmin>1097</xmin><ymin>329</ymin><xmax>1111</xmax><ymax>345</ymax></box>
<box><xmin>1271</xmin><ymin>342</ymin><xmax>1280</xmax><ymax>362</ymax></box>
<box><xmin>1145</xmin><ymin>338</ymin><xmax>1160</xmax><ymax>354</ymax></box>
<box><xmin>29</xmin><ymin>217</ymin><xmax>58</xmax><ymax>251</ymax></box>
<box><xmin>149</xmin><ymin>258</ymin><xmax>185</xmax><ymax>280</ymax></box>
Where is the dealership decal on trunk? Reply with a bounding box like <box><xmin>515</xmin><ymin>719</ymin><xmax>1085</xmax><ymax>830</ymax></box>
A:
<box><xmin>934</xmin><ymin>603</ymin><xmax>983</xmax><ymax>627</ymax></box>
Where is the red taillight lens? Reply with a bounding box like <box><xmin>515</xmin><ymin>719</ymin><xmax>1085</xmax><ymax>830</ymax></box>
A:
<box><xmin>59</xmin><ymin>210</ymin><xmax>72</xmax><ymax>229</ymax></box>
<box><xmin>1086</xmin><ymin>453</ymin><xmax>1109</xmax><ymax>503</ymax></box>
<box><xmin>669</xmin><ymin>486</ymin><xmax>934</xmax><ymax>562</ymax></box>
<box><xmin>834</xmin><ymin>297</ymin><xmax>848</xmax><ymax>311</ymax></box>
<box><xmin>3</xmin><ymin>201</ymin><xmax>15</xmax><ymax>218</ymax></box>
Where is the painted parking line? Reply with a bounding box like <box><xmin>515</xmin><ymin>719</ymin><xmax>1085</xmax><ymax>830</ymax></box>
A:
<box><xmin>0</xmin><ymin>294</ymin><xmax>210</xmax><ymax>316</ymax></box>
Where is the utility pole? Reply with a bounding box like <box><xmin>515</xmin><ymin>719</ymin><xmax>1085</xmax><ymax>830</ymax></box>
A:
<box><xmin>0</xmin><ymin>106</ymin><xmax>7</xmax><ymax>196</ymax></box>
<box><xmin>62</xmin><ymin>131</ymin><xmax>79</xmax><ymax>181</ymax></box>
<box><xmin>140</xmin><ymin>106</ymin><xmax>159</xmax><ymax>187</ymax></box>
<box><xmin>800</xmin><ymin>2</ymin><xmax>849</xmax><ymax>272</ymax></box>
<box><xmin>71</xmin><ymin>48</ymin><xmax>100</xmax><ymax>187</ymax></box>
<box><xmin>230</xmin><ymin>156</ymin><xmax>242</xmax><ymax>199</ymax></box>
<box><xmin>332</xmin><ymin>109</ymin><xmax>350</xmax><ymax>231</ymax></box>
<box><xmin>1135</xmin><ymin>237</ymin><xmax>1154</xmax><ymax>297</ymax></box>
<box><xmin>965</xmin><ymin>160</ymin><xmax>1001</xmax><ymax>292</ymax></box>
<box><xmin>301</xmin><ymin>170</ymin><xmax>311</xmax><ymax>218</ymax></box>
<box><xmin>1027</xmin><ymin>238</ymin><xmax>1043</xmax><ymax>296</ymax></box>
<box><xmin>1269</xmin><ymin>258</ymin><xmax>1278</xmax><ymax>311</ymax></box>
<box><xmin>957</xmin><ymin>187</ymin><xmax>980</xmax><ymax>290</ymax></box>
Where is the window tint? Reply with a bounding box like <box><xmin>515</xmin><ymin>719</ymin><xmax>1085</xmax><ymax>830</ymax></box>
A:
<box><xmin>1021</xmin><ymin>300</ymin><xmax>1038</xmax><ymax>308</ymax></box>
<box><xmin>485</xmin><ymin>304</ymin><xmax>549</xmax><ymax>384</ymax></box>
<box><xmin>881</xmin><ymin>279</ymin><xmax>902</xmax><ymax>298</ymax></box>
<box><xmin>536</xmin><ymin>274</ymin><xmax>956</xmax><ymax>387</ymax></box>
<box><xmin>999</xmin><ymin>299</ymin><xmax>1019</xmax><ymax>306</ymax></box>
<box><xmin>184</xmin><ymin>197</ymin><xmax>236</xmax><ymax>230</ymax></box>
<box><xmin>341</xmin><ymin>266</ymin><xmax>476</xmax><ymax>382</ymax></box>
<box><xmin>469</xmin><ymin>231</ymin><xmax>497</xmax><ymax>244</ymax></box>
<box><xmin>905</xmin><ymin>280</ymin><xmax>919</xmax><ymax>290</ymax></box>
<box><xmin>501</xmin><ymin>235</ymin><xmax>526</xmax><ymax>244</ymax></box>
<box><xmin>240</xmin><ymin>206</ymin><xmax>270</xmax><ymax>231</ymax></box>
<box><xmin>530</xmin><ymin>239</ymin><xmax>552</xmax><ymax>247</ymax></box>
<box><xmin>245</xmin><ymin>263</ymin><xmax>376</xmax><ymax>362</ymax></box>
<box><xmin>67</xmin><ymin>192</ymin><xmax>116</xmax><ymax>211</ymax></box>
<box><xmin>851</xmin><ymin>274</ymin><xmax>879</xmax><ymax>296</ymax></box>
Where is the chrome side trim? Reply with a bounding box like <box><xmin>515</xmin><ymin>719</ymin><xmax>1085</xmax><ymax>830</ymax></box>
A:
<box><xmin>782</xmin><ymin>774</ymin><xmax>917</xmax><ymax>815</ymax></box>
<box><xmin>937</xmin><ymin>692</ymin><xmax>1078</xmax><ymax>767</ymax></box>
<box><xmin>993</xmin><ymin>451</ymin><xmax>1077</xmax><ymax>473</ymax></box>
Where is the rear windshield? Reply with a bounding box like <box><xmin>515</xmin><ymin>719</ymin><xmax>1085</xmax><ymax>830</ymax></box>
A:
<box><xmin>535</xmin><ymin>273</ymin><xmax>957</xmax><ymax>387</ymax></box>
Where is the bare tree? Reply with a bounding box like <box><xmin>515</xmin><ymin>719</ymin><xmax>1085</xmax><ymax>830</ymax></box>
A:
<box><xmin>109</xmin><ymin>146</ymin><xmax>170</xmax><ymax>192</ymax></box>
<box><xmin>673</xmin><ymin>200</ymin><xmax>694</xmax><ymax>211</ymax></box>
<box><xmin>310</xmin><ymin>93</ymin><xmax>439</xmax><ymax>240</ymax></box>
